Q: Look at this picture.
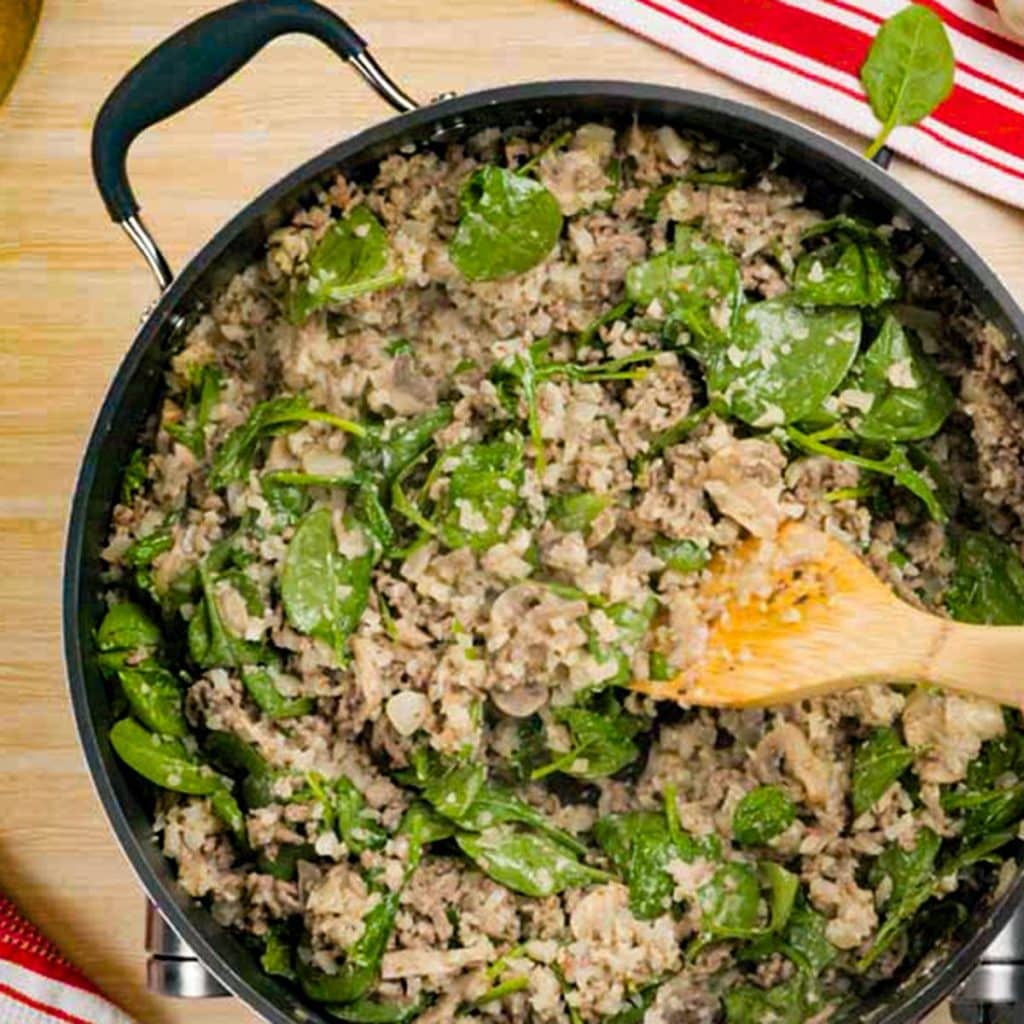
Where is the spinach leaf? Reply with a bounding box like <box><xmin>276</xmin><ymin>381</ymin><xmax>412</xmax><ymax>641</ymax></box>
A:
<box><xmin>943</xmin><ymin>784</ymin><xmax>1024</xmax><ymax>843</ymax></box>
<box><xmin>375</xmin><ymin>406</ymin><xmax>454</xmax><ymax>484</ymax></box>
<box><xmin>448</xmin><ymin>783</ymin><xmax>586</xmax><ymax>855</ymax></box>
<box><xmin>742</xmin><ymin>898</ymin><xmax>837</xmax><ymax>976</ymax></box>
<box><xmin>109</xmin><ymin>718</ymin><xmax>220</xmax><ymax>795</ymax></box>
<box><xmin>281</xmin><ymin>508</ymin><xmax>372</xmax><ymax>657</ymax></box>
<box><xmin>707</xmin><ymin>301</ymin><xmax>861</xmax><ymax>427</ymax></box>
<box><xmin>792</xmin><ymin>234</ymin><xmax>901</xmax><ymax>309</ymax></box>
<box><xmin>307</xmin><ymin>774</ymin><xmax>389</xmax><ymax>853</ymax></box>
<box><xmin>847</xmin><ymin>316</ymin><xmax>953</xmax><ymax>441</ymax></box>
<box><xmin>724</xmin><ymin>973</ymin><xmax>821</xmax><ymax>1024</ymax></box>
<box><xmin>261</xmin><ymin>929</ymin><xmax>296</xmax><ymax>980</ymax></box>
<box><xmin>117</xmin><ymin>663</ymin><xmax>187</xmax><ymax>738</ymax></box>
<box><xmin>122</xmin><ymin>525</ymin><xmax>174</xmax><ymax>604</ymax></box>
<box><xmin>121</xmin><ymin>447</ymin><xmax>147</xmax><ymax>503</ymax></box>
<box><xmin>456</xmin><ymin>826</ymin><xmax>611</xmax><ymax>897</ymax></box>
<box><xmin>326</xmin><ymin>999</ymin><xmax>424</xmax><ymax>1023</ymax></box>
<box><xmin>422</xmin><ymin>762</ymin><xmax>487</xmax><ymax>821</ymax></box>
<box><xmin>652</xmin><ymin>536</ymin><xmax>709</xmax><ymax>573</ymax></box>
<box><xmin>852</xmin><ymin>727</ymin><xmax>916</xmax><ymax>818</ymax></box>
<box><xmin>699</xmin><ymin>862</ymin><xmax>762</xmax><ymax>937</ymax></box>
<box><xmin>534</xmin><ymin>693</ymin><xmax>646</xmax><ymax>781</ymax></box>
<box><xmin>732</xmin><ymin>786</ymin><xmax>797</xmax><ymax>846</ymax></box>
<box><xmin>210</xmin><ymin>786</ymin><xmax>248</xmax><ymax>846</ymax></box>
<box><xmin>298</xmin><ymin>887</ymin><xmax>401</xmax><ymax>1004</ymax></box>
<box><xmin>289</xmin><ymin>206</ymin><xmax>403</xmax><ymax>323</ymax></box>
<box><xmin>550</xmin><ymin>491</ymin><xmax>611</xmax><ymax>533</ymax></box>
<box><xmin>260</xmin><ymin>474</ymin><xmax>312</xmax><ymax>528</ymax></box>
<box><xmin>585</xmin><ymin>596</ymin><xmax>659</xmax><ymax>689</ymax></box>
<box><xmin>858</xmin><ymin>827</ymin><xmax>941</xmax><ymax>970</ymax></box>
<box><xmin>166</xmin><ymin>363</ymin><xmax>222</xmax><ymax>456</ymax></box>
<box><xmin>860</xmin><ymin>5</ymin><xmax>955</xmax><ymax>160</ymax></box>
<box><xmin>761</xmin><ymin>862</ymin><xmax>799</xmax><ymax>934</ymax></box>
<box><xmin>241</xmin><ymin>666</ymin><xmax>314</xmax><ymax>719</ymax></box>
<box><xmin>210</xmin><ymin>396</ymin><xmax>365</xmax><ymax>490</ymax></box>
<box><xmin>435</xmin><ymin>437</ymin><xmax>524</xmax><ymax>552</ymax></box>
<box><xmin>626</xmin><ymin>228</ymin><xmax>742</xmax><ymax>358</ymax></box>
<box><xmin>258</xmin><ymin>842</ymin><xmax>318</xmax><ymax>881</ymax></box>
<box><xmin>449</xmin><ymin>165</ymin><xmax>563</xmax><ymax>281</ymax></box>
<box><xmin>97</xmin><ymin>601</ymin><xmax>163</xmax><ymax>661</ymax></box>
<box><xmin>187</xmin><ymin>563</ymin><xmax>267</xmax><ymax>669</ymax></box>
<box><xmin>967</xmin><ymin>732</ymin><xmax>1024</xmax><ymax>790</ymax></box>
<box><xmin>595</xmin><ymin>810</ymin><xmax>718</xmax><ymax>920</ymax></box>
<box><xmin>945</xmin><ymin>532</ymin><xmax>1024</xmax><ymax>625</ymax></box>
<box><xmin>397</xmin><ymin>801</ymin><xmax>457</xmax><ymax>868</ymax></box>
<box><xmin>785</xmin><ymin>426</ymin><xmax>945</xmax><ymax>522</ymax></box>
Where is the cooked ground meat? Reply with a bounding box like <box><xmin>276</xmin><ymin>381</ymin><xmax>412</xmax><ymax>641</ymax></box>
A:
<box><xmin>98</xmin><ymin>121</ymin><xmax>1024</xmax><ymax>1024</ymax></box>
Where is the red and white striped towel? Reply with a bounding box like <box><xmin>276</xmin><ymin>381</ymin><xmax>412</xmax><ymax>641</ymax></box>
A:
<box><xmin>573</xmin><ymin>0</ymin><xmax>1024</xmax><ymax>209</ymax></box>
<box><xmin>0</xmin><ymin>894</ymin><xmax>135</xmax><ymax>1024</ymax></box>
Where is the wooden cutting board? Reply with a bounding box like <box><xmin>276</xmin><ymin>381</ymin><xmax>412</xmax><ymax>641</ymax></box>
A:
<box><xmin>1</xmin><ymin>1</ymin><xmax>1022</xmax><ymax>1022</ymax></box>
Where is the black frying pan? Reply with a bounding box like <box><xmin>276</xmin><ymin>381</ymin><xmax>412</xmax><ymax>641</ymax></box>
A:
<box><xmin>64</xmin><ymin>2</ymin><xmax>1024</xmax><ymax>1022</ymax></box>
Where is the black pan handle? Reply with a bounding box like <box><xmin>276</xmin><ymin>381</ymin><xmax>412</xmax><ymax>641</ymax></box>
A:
<box><xmin>92</xmin><ymin>0</ymin><xmax>417</xmax><ymax>287</ymax></box>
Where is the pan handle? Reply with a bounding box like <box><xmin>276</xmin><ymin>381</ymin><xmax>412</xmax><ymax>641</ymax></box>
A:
<box><xmin>92</xmin><ymin>0</ymin><xmax>417</xmax><ymax>289</ymax></box>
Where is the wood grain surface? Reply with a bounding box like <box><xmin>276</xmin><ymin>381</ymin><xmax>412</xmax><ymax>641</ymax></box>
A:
<box><xmin>1</xmin><ymin>1</ymin><xmax>1021</xmax><ymax>1021</ymax></box>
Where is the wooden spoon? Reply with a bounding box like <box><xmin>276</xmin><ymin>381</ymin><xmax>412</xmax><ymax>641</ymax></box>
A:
<box><xmin>634</xmin><ymin>522</ymin><xmax>1023</xmax><ymax>708</ymax></box>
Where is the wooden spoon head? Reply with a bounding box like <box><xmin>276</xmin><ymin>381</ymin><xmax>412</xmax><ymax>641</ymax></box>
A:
<box><xmin>635</xmin><ymin>522</ymin><xmax>911</xmax><ymax>707</ymax></box>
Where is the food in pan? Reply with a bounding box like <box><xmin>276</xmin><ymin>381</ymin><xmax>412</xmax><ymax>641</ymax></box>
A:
<box><xmin>97</xmin><ymin>121</ymin><xmax>1024</xmax><ymax>1023</ymax></box>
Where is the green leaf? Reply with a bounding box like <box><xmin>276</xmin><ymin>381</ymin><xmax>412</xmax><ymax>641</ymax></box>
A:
<box><xmin>118</xmin><ymin>663</ymin><xmax>187</xmax><ymax>738</ymax></box>
<box><xmin>109</xmin><ymin>718</ymin><xmax>220</xmax><ymax>795</ymax></box>
<box><xmin>281</xmin><ymin>508</ymin><xmax>372</xmax><ymax>657</ymax></box>
<box><xmin>761</xmin><ymin>862</ymin><xmax>799</xmax><ymax>933</ymax></box>
<box><xmin>257</xmin><ymin>842</ymin><xmax>317</xmax><ymax>880</ymax></box>
<box><xmin>550</xmin><ymin>491</ymin><xmax>611</xmax><ymax>533</ymax></box>
<box><xmin>97</xmin><ymin>602</ymin><xmax>163</xmax><ymax>659</ymax></box>
<box><xmin>298</xmin><ymin>888</ymin><xmax>401</xmax><ymax>1004</ymax></box>
<box><xmin>121</xmin><ymin>447</ymin><xmax>147</xmax><ymax>504</ymax></box>
<box><xmin>187</xmin><ymin>563</ymin><xmax>267</xmax><ymax>669</ymax></box>
<box><xmin>241</xmin><ymin>666</ymin><xmax>314</xmax><ymax>719</ymax></box>
<box><xmin>397</xmin><ymin>801</ymin><xmax>458</xmax><ymax>869</ymax></box>
<box><xmin>456</xmin><ymin>785</ymin><xmax>586</xmax><ymax>855</ymax></box>
<box><xmin>732</xmin><ymin>786</ymin><xmax>797</xmax><ymax>846</ymax></box>
<box><xmin>792</xmin><ymin>235</ymin><xmax>901</xmax><ymax>309</ymax></box>
<box><xmin>436</xmin><ymin>438</ymin><xmax>524</xmax><ymax>552</ymax></box>
<box><xmin>456</xmin><ymin>826</ymin><xmax>611</xmax><ymax>897</ymax></box>
<box><xmin>422</xmin><ymin>762</ymin><xmax>487</xmax><ymax>822</ymax></box>
<box><xmin>858</xmin><ymin>827</ymin><xmax>941</xmax><ymax>971</ymax></box>
<box><xmin>594</xmin><ymin>811</ymin><xmax>718</xmax><ymax>920</ymax></box>
<box><xmin>210</xmin><ymin>785</ymin><xmax>248</xmax><ymax>846</ymax></box>
<box><xmin>261</xmin><ymin>929</ymin><xmax>296</xmax><ymax>980</ymax></box>
<box><xmin>786</xmin><ymin>427</ymin><xmax>946</xmax><ymax>522</ymax></box>
<box><xmin>945</xmin><ymin>532</ymin><xmax>1024</xmax><ymax>625</ymax></box>
<box><xmin>323</xmin><ymin>776</ymin><xmax>389</xmax><ymax>853</ymax></box>
<box><xmin>449</xmin><ymin>165</ymin><xmax>563</xmax><ymax>281</ymax></box>
<box><xmin>626</xmin><ymin>229</ymin><xmax>742</xmax><ymax>359</ymax></box>
<box><xmin>852</xmin><ymin>727</ymin><xmax>916</xmax><ymax>818</ymax></box>
<box><xmin>860</xmin><ymin>5</ymin><xmax>955</xmax><ymax>160</ymax></box>
<box><xmin>123</xmin><ymin>526</ymin><xmax>174</xmax><ymax>569</ymax></box>
<box><xmin>724</xmin><ymin>973</ymin><xmax>821</xmax><ymax>1024</ymax></box>
<box><xmin>166</xmin><ymin>364</ymin><xmax>222</xmax><ymax>456</ymax></box>
<box><xmin>846</xmin><ymin>316</ymin><xmax>953</xmax><ymax>441</ymax></box>
<box><xmin>784</xmin><ymin>902</ymin><xmax>838</xmax><ymax>975</ymax></box>
<box><xmin>584</xmin><ymin>597</ymin><xmax>659</xmax><ymax>690</ymax></box>
<box><xmin>289</xmin><ymin>206</ymin><xmax>403</xmax><ymax>323</ymax></box>
<box><xmin>651</xmin><ymin>536</ymin><xmax>710</xmax><ymax>573</ymax></box>
<box><xmin>326</xmin><ymin>999</ymin><xmax>424</xmax><ymax>1023</ymax></box>
<box><xmin>210</xmin><ymin>395</ymin><xmax>365</xmax><ymax>490</ymax></box>
<box><xmin>699</xmin><ymin>862</ymin><xmax>762</xmax><ymax>938</ymax></box>
<box><xmin>536</xmin><ymin>693</ymin><xmax>645</xmax><ymax>781</ymax></box>
<box><xmin>708</xmin><ymin>300</ymin><xmax>861</xmax><ymax>427</ymax></box>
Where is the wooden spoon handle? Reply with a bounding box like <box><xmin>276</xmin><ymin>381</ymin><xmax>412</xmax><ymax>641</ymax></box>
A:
<box><xmin>928</xmin><ymin>620</ymin><xmax>1024</xmax><ymax>705</ymax></box>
